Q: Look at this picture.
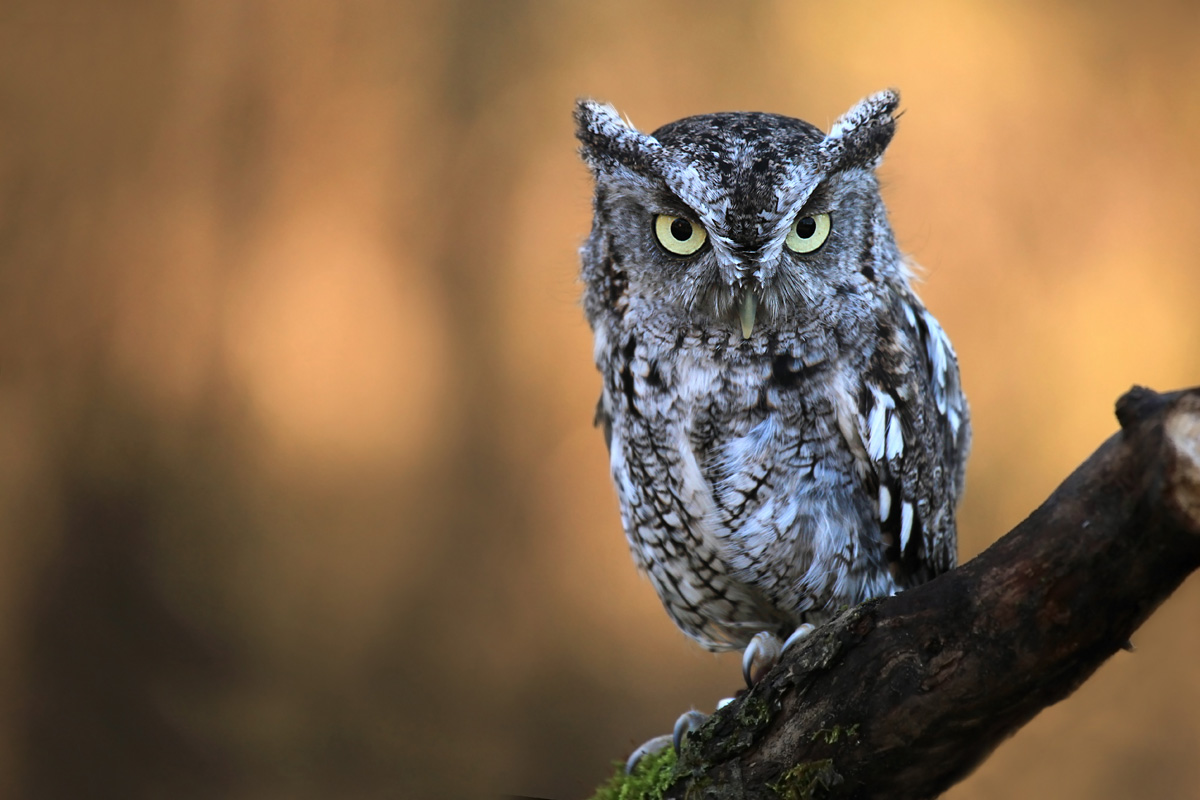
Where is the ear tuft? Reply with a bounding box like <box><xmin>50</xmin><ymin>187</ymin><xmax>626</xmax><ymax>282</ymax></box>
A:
<box><xmin>574</xmin><ymin>99</ymin><xmax>661</xmax><ymax>173</ymax></box>
<box><xmin>820</xmin><ymin>89</ymin><xmax>900</xmax><ymax>171</ymax></box>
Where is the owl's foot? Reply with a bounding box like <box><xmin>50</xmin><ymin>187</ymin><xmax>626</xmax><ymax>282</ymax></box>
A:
<box><xmin>741</xmin><ymin>624</ymin><xmax>816</xmax><ymax>687</ymax></box>
<box><xmin>623</xmin><ymin>734</ymin><xmax>671</xmax><ymax>774</ymax></box>
<box><xmin>741</xmin><ymin>632</ymin><xmax>780</xmax><ymax>686</ymax></box>
<box><xmin>624</xmin><ymin>707</ymin><xmax>722</xmax><ymax>773</ymax></box>
<box><xmin>784</xmin><ymin>622</ymin><xmax>817</xmax><ymax>650</ymax></box>
<box><xmin>672</xmin><ymin>709</ymin><xmax>708</xmax><ymax>752</ymax></box>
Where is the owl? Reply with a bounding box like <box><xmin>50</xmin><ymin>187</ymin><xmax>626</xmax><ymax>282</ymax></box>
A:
<box><xmin>574</xmin><ymin>90</ymin><xmax>970</xmax><ymax>686</ymax></box>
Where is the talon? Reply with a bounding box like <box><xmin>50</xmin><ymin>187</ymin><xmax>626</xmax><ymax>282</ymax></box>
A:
<box><xmin>672</xmin><ymin>710</ymin><xmax>708</xmax><ymax>753</ymax></box>
<box><xmin>624</xmin><ymin>734</ymin><xmax>672</xmax><ymax>774</ymax></box>
<box><xmin>783</xmin><ymin>623</ymin><xmax>816</xmax><ymax>652</ymax></box>
<box><xmin>742</xmin><ymin>631</ymin><xmax>782</xmax><ymax>687</ymax></box>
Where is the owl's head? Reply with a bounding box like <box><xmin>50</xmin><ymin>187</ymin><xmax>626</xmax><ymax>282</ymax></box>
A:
<box><xmin>576</xmin><ymin>90</ymin><xmax>903</xmax><ymax>341</ymax></box>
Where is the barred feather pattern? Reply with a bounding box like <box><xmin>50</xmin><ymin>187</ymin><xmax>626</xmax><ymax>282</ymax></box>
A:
<box><xmin>577</xmin><ymin>91</ymin><xmax>970</xmax><ymax>651</ymax></box>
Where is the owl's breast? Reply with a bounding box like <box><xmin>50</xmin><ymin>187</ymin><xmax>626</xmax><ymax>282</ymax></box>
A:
<box><xmin>619</xmin><ymin>330</ymin><xmax>856</xmax><ymax>517</ymax></box>
<box><xmin>600</xmin><ymin>323</ymin><xmax>884</xmax><ymax>647</ymax></box>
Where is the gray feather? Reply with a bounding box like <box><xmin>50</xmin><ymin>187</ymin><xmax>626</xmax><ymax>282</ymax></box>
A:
<box><xmin>576</xmin><ymin>90</ymin><xmax>970</xmax><ymax>651</ymax></box>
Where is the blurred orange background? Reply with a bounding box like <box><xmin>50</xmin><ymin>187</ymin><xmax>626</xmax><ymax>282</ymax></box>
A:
<box><xmin>1</xmin><ymin>1</ymin><xmax>1199</xmax><ymax>797</ymax></box>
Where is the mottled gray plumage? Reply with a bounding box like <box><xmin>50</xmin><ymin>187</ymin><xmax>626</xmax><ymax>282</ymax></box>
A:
<box><xmin>575</xmin><ymin>90</ymin><xmax>970</xmax><ymax>653</ymax></box>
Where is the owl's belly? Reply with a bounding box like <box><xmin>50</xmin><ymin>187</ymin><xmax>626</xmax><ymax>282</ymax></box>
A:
<box><xmin>611</xmin><ymin>366</ymin><xmax>895</xmax><ymax>651</ymax></box>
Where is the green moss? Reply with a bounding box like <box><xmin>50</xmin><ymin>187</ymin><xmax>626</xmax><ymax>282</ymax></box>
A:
<box><xmin>590</xmin><ymin>747</ymin><xmax>677</xmax><ymax>800</ymax></box>
<box><xmin>769</xmin><ymin>759</ymin><xmax>841</xmax><ymax>800</ymax></box>
<box><xmin>807</xmin><ymin>723</ymin><xmax>859</xmax><ymax>745</ymax></box>
<box><xmin>737</xmin><ymin>694</ymin><xmax>773</xmax><ymax>728</ymax></box>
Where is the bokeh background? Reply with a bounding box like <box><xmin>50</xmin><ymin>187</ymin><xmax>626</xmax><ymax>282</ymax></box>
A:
<box><xmin>1</xmin><ymin>1</ymin><xmax>1199</xmax><ymax>797</ymax></box>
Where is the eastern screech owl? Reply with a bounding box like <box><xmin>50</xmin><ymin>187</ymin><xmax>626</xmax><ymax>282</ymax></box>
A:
<box><xmin>575</xmin><ymin>90</ymin><xmax>970</xmax><ymax>655</ymax></box>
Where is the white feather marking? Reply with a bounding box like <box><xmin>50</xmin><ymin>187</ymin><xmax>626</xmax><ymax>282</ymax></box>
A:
<box><xmin>924</xmin><ymin>314</ymin><xmax>954</xmax><ymax>417</ymax></box>
<box><xmin>865</xmin><ymin>388</ymin><xmax>894</xmax><ymax>463</ymax></box>
<box><xmin>672</xmin><ymin>428</ymin><xmax>724</xmax><ymax>556</ymax></box>
<box><xmin>900</xmin><ymin>502</ymin><xmax>914</xmax><ymax>552</ymax></box>
<box><xmin>866</xmin><ymin>407</ymin><xmax>887</xmax><ymax>462</ymax></box>
<box><xmin>885</xmin><ymin>414</ymin><xmax>903</xmax><ymax>460</ymax></box>
<box><xmin>923</xmin><ymin>311</ymin><xmax>949</xmax><ymax>384</ymax></box>
<box><xmin>903</xmin><ymin>302</ymin><xmax>917</xmax><ymax>329</ymax></box>
<box><xmin>832</xmin><ymin>372</ymin><xmax>871</xmax><ymax>477</ymax></box>
<box><xmin>592</xmin><ymin>324</ymin><xmax>610</xmax><ymax>365</ymax></box>
<box><xmin>774</xmin><ymin>496</ymin><xmax>799</xmax><ymax>532</ymax></box>
<box><xmin>610</xmin><ymin>433</ymin><xmax>630</xmax><ymax>493</ymax></box>
<box><xmin>878</xmin><ymin>484</ymin><xmax>891</xmax><ymax>522</ymax></box>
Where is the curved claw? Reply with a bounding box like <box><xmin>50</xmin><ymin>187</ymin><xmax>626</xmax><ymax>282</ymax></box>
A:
<box><xmin>624</xmin><ymin>733</ymin><xmax>672</xmax><ymax>774</ymax></box>
<box><xmin>782</xmin><ymin>622</ymin><xmax>816</xmax><ymax>652</ymax></box>
<box><xmin>742</xmin><ymin>631</ymin><xmax>782</xmax><ymax>687</ymax></box>
<box><xmin>672</xmin><ymin>709</ymin><xmax>709</xmax><ymax>753</ymax></box>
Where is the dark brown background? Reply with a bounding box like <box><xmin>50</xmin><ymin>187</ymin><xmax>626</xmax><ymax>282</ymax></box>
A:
<box><xmin>1</xmin><ymin>1</ymin><xmax>1199</xmax><ymax>798</ymax></box>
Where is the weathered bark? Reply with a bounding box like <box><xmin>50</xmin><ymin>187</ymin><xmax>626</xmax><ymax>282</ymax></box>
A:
<box><xmin>650</xmin><ymin>386</ymin><xmax>1200</xmax><ymax>799</ymax></box>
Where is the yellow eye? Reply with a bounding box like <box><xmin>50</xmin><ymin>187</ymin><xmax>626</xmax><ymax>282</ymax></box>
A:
<box><xmin>654</xmin><ymin>214</ymin><xmax>707</xmax><ymax>255</ymax></box>
<box><xmin>784</xmin><ymin>212</ymin><xmax>831</xmax><ymax>254</ymax></box>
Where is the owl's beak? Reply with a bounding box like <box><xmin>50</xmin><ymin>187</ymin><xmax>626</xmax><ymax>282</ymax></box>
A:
<box><xmin>739</xmin><ymin>290</ymin><xmax>758</xmax><ymax>339</ymax></box>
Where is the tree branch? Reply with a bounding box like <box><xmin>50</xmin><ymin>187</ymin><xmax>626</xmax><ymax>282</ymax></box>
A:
<box><xmin>618</xmin><ymin>386</ymin><xmax>1200</xmax><ymax>799</ymax></box>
